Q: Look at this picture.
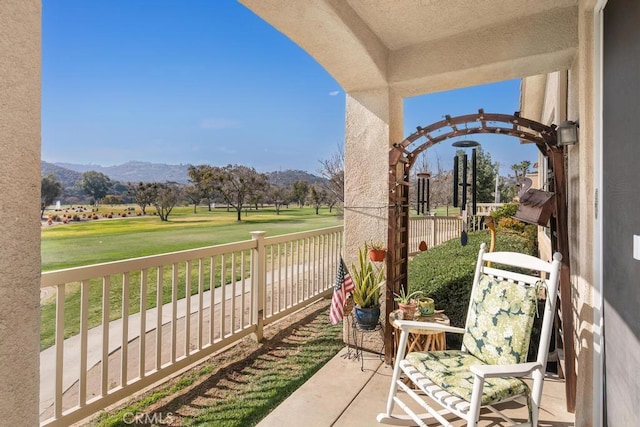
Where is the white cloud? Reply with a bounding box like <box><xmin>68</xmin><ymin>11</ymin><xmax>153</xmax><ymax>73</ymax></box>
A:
<box><xmin>328</xmin><ymin>91</ymin><xmax>340</xmax><ymax>96</ymax></box>
<box><xmin>200</xmin><ymin>118</ymin><xmax>240</xmax><ymax>129</ymax></box>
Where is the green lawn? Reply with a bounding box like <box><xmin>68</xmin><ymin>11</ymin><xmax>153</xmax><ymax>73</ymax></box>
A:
<box><xmin>93</xmin><ymin>303</ymin><xmax>343</xmax><ymax>427</ymax></box>
<box><xmin>42</xmin><ymin>206</ymin><xmax>341</xmax><ymax>271</ymax></box>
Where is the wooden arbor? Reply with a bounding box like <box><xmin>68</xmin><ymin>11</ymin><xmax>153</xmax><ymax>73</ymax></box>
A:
<box><xmin>385</xmin><ymin>109</ymin><xmax>576</xmax><ymax>412</ymax></box>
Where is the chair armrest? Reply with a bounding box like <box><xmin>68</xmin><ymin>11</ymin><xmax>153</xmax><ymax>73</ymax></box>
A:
<box><xmin>470</xmin><ymin>362</ymin><xmax>542</xmax><ymax>379</ymax></box>
<box><xmin>394</xmin><ymin>319</ymin><xmax>465</xmax><ymax>335</ymax></box>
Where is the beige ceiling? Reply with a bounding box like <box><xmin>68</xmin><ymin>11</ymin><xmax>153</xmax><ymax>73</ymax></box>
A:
<box><xmin>346</xmin><ymin>0</ymin><xmax>577</xmax><ymax>50</ymax></box>
<box><xmin>239</xmin><ymin>0</ymin><xmax>578</xmax><ymax>97</ymax></box>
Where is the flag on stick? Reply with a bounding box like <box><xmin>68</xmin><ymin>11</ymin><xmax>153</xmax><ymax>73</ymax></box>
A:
<box><xmin>330</xmin><ymin>257</ymin><xmax>354</xmax><ymax>324</ymax></box>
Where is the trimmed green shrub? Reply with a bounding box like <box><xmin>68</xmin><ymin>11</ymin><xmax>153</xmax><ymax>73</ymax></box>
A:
<box><xmin>408</xmin><ymin>230</ymin><xmax>534</xmax><ymax>349</ymax></box>
<box><xmin>490</xmin><ymin>202</ymin><xmax>519</xmax><ymax>222</ymax></box>
<box><xmin>492</xmin><ymin>202</ymin><xmax>538</xmax><ymax>254</ymax></box>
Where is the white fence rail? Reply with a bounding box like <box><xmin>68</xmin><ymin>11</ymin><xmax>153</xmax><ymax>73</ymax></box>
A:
<box><xmin>475</xmin><ymin>203</ymin><xmax>504</xmax><ymax>216</ymax></box>
<box><xmin>409</xmin><ymin>212</ymin><xmax>496</xmax><ymax>254</ymax></box>
<box><xmin>408</xmin><ymin>216</ymin><xmax>462</xmax><ymax>254</ymax></box>
<box><xmin>40</xmin><ymin>226</ymin><xmax>343</xmax><ymax>427</ymax></box>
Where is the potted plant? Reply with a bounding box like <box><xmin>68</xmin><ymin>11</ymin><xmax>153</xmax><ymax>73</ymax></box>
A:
<box><xmin>367</xmin><ymin>240</ymin><xmax>387</xmax><ymax>262</ymax></box>
<box><xmin>352</xmin><ymin>243</ymin><xmax>385</xmax><ymax>330</ymax></box>
<box><xmin>394</xmin><ymin>288</ymin><xmax>423</xmax><ymax>320</ymax></box>
<box><xmin>417</xmin><ymin>296</ymin><xmax>435</xmax><ymax>317</ymax></box>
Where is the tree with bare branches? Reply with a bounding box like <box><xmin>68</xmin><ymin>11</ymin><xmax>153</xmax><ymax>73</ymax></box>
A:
<box><xmin>153</xmin><ymin>183</ymin><xmax>181</xmax><ymax>221</ymax></box>
<box><xmin>209</xmin><ymin>164</ymin><xmax>267</xmax><ymax>221</ymax></box>
<box><xmin>128</xmin><ymin>182</ymin><xmax>158</xmax><ymax>215</ymax></box>
<box><xmin>318</xmin><ymin>144</ymin><xmax>344</xmax><ymax>204</ymax></box>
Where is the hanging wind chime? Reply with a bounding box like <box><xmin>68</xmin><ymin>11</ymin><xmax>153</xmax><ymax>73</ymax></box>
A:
<box><xmin>452</xmin><ymin>140</ymin><xmax>480</xmax><ymax>246</ymax></box>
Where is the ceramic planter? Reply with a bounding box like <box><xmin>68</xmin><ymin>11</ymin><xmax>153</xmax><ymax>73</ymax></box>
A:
<box><xmin>418</xmin><ymin>297</ymin><xmax>435</xmax><ymax>317</ymax></box>
<box><xmin>354</xmin><ymin>306</ymin><xmax>380</xmax><ymax>330</ymax></box>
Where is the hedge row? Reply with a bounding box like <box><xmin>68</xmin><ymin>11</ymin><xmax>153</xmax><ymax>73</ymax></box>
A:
<box><xmin>407</xmin><ymin>230</ymin><xmax>535</xmax><ymax>349</ymax></box>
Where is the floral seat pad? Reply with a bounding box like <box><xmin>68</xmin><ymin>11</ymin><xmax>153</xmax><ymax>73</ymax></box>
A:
<box><xmin>405</xmin><ymin>350</ymin><xmax>530</xmax><ymax>406</ymax></box>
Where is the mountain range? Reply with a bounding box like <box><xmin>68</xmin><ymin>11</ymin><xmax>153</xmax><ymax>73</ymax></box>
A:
<box><xmin>41</xmin><ymin>160</ymin><xmax>325</xmax><ymax>188</ymax></box>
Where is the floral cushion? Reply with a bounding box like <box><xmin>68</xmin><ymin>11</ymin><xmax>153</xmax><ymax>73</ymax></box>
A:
<box><xmin>405</xmin><ymin>350</ymin><xmax>530</xmax><ymax>406</ymax></box>
<box><xmin>462</xmin><ymin>274</ymin><xmax>538</xmax><ymax>365</ymax></box>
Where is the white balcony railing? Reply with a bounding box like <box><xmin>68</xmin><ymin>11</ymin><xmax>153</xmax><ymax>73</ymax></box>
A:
<box><xmin>40</xmin><ymin>226</ymin><xmax>344</xmax><ymax>427</ymax></box>
<box><xmin>408</xmin><ymin>216</ymin><xmax>462</xmax><ymax>254</ymax></box>
<box><xmin>40</xmin><ymin>216</ymin><xmax>479</xmax><ymax>426</ymax></box>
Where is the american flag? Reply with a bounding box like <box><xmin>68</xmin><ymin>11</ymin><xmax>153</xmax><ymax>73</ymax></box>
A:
<box><xmin>330</xmin><ymin>257</ymin><xmax>354</xmax><ymax>324</ymax></box>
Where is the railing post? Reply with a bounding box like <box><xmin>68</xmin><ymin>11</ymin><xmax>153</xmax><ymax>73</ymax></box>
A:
<box><xmin>250</xmin><ymin>231</ymin><xmax>266</xmax><ymax>342</ymax></box>
<box><xmin>432</xmin><ymin>217</ymin><xmax>438</xmax><ymax>246</ymax></box>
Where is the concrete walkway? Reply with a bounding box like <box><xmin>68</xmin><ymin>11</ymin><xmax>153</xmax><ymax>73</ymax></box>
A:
<box><xmin>258</xmin><ymin>349</ymin><xmax>575</xmax><ymax>427</ymax></box>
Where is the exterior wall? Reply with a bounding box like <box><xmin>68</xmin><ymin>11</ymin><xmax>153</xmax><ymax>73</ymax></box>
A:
<box><xmin>342</xmin><ymin>88</ymin><xmax>402</xmax><ymax>351</ymax></box>
<box><xmin>572</xmin><ymin>2</ymin><xmax>598</xmax><ymax>424</ymax></box>
<box><xmin>344</xmin><ymin>88</ymin><xmax>403</xmax><ymax>262</ymax></box>
<box><xmin>0</xmin><ymin>1</ymin><xmax>42</xmax><ymax>425</ymax></box>
<box><xmin>602</xmin><ymin>0</ymin><xmax>640</xmax><ymax>424</ymax></box>
<box><xmin>520</xmin><ymin>1</ymin><xmax>601</xmax><ymax>421</ymax></box>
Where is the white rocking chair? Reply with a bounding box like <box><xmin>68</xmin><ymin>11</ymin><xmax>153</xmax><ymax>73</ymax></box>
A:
<box><xmin>377</xmin><ymin>243</ymin><xmax>562</xmax><ymax>427</ymax></box>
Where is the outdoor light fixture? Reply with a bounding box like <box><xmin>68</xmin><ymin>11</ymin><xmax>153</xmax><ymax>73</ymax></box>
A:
<box><xmin>452</xmin><ymin>140</ymin><xmax>481</xmax><ymax>148</ymax></box>
<box><xmin>557</xmin><ymin>120</ymin><xmax>579</xmax><ymax>146</ymax></box>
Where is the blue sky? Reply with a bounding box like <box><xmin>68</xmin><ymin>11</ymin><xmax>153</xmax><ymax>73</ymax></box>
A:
<box><xmin>42</xmin><ymin>0</ymin><xmax>537</xmax><ymax>176</ymax></box>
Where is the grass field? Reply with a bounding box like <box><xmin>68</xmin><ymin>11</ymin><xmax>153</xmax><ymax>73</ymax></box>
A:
<box><xmin>42</xmin><ymin>206</ymin><xmax>341</xmax><ymax>271</ymax></box>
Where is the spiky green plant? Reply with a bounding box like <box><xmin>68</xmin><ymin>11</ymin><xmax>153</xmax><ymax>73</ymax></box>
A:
<box><xmin>393</xmin><ymin>288</ymin><xmax>423</xmax><ymax>304</ymax></box>
<box><xmin>351</xmin><ymin>243</ymin><xmax>385</xmax><ymax>308</ymax></box>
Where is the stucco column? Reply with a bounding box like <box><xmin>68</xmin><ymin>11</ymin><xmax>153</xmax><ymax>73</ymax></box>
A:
<box><xmin>0</xmin><ymin>1</ymin><xmax>41</xmax><ymax>425</ymax></box>
<box><xmin>344</xmin><ymin>88</ymin><xmax>403</xmax><ymax>263</ymax></box>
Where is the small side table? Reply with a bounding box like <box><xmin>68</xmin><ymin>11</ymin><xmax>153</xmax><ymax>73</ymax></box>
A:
<box><xmin>390</xmin><ymin>310</ymin><xmax>450</xmax><ymax>354</ymax></box>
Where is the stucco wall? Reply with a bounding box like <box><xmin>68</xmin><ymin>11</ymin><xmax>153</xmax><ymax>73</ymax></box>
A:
<box><xmin>344</xmin><ymin>88</ymin><xmax>402</xmax><ymax>262</ymax></box>
<box><xmin>572</xmin><ymin>2</ymin><xmax>598</xmax><ymax>424</ymax></box>
<box><xmin>520</xmin><ymin>2</ymin><xmax>599</xmax><ymax>418</ymax></box>
<box><xmin>0</xmin><ymin>1</ymin><xmax>42</xmax><ymax>425</ymax></box>
<box><xmin>343</xmin><ymin>88</ymin><xmax>402</xmax><ymax>350</ymax></box>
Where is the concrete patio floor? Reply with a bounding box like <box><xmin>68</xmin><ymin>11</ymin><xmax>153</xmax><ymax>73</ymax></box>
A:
<box><xmin>258</xmin><ymin>347</ymin><xmax>575</xmax><ymax>427</ymax></box>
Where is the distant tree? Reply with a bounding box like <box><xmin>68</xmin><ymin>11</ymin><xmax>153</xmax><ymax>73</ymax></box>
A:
<box><xmin>111</xmin><ymin>182</ymin><xmax>131</xmax><ymax>202</ymax></box>
<box><xmin>183</xmin><ymin>185</ymin><xmax>202</xmax><ymax>213</ymax></box>
<box><xmin>309</xmin><ymin>184</ymin><xmax>327</xmax><ymax>215</ymax></box>
<box><xmin>318</xmin><ymin>144</ymin><xmax>344</xmax><ymax>203</ymax></box>
<box><xmin>511</xmin><ymin>160</ymin><xmax>532</xmax><ymax>185</ymax></box>
<box><xmin>455</xmin><ymin>147</ymin><xmax>498</xmax><ymax>206</ymax></box>
<box><xmin>292</xmin><ymin>180</ymin><xmax>309</xmax><ymax>207</ymax></box>
<box><xmin>128</xmin><ymin>182</ymin><xmax>158</xmax><ymax>215</ymax></box>
<box><xmin>429</xmin><ymin>155</ymin><xmax>454</xmax><ymax>211</ymax></box>
<box><xmin>210</xmin><ymin>164</ymin><xmax>267</xmax><ymax>221</ymax></box>
<box><xmin>65</xmin><ymin>196</ymin><xmax>82</xmax><ymax>206</ymax></box>
<box><xmin>102</xmin><ymin>195</ymin><xmax>123</xmax><ymax>205</ymax></box>
<box><xmin>269</xmin><ymin>184</ymin><xmax>291</xmax><ymax>215</ymax></box>
<box><xmin>81</xmin><ymin>171</ymin><xmax>112</xmax><ymax>207</ymax></box>
<box><xmin>41</xmin><ymin>174</ymin><xmax>63</xmax><ymax>218</ymax></box>
<box><xmin>499</xmin><ymin>176</ymin><xmax>519</xmax><ymax>202</ymax></box>
<box><xmin>474</xmin><ymin>147</ymin><xmax>498</xmax><ymax>202</ymax></box>
<box><xmin>498</xmin><ymin>160</ymin><xmax>533</xmax><ymax>202</ymax></box>
<box><xmin>187</xmin><ymin>164</ymin><xmax>216</xmax><ymax>211</ymax></box>
<box><xmin>153</xmin><ymin>183</ymin><xmax>181</xmax><ymax>221</ymax></box>
<box><xmin>248</xmin><ymin>174</ymin><xmax>270</xmax><ymax>210</ymax></box>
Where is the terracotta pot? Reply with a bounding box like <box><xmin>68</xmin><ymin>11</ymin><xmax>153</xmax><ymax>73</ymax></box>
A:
<box><xmin>397</xmin><ymin>302</ymin><xmax>417</xmax><ymax>320</ymax></box>
<box><xmin>368</xmin><ymin>249</ymin><xmax>386</xmax><ymax>262</ymax></box>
